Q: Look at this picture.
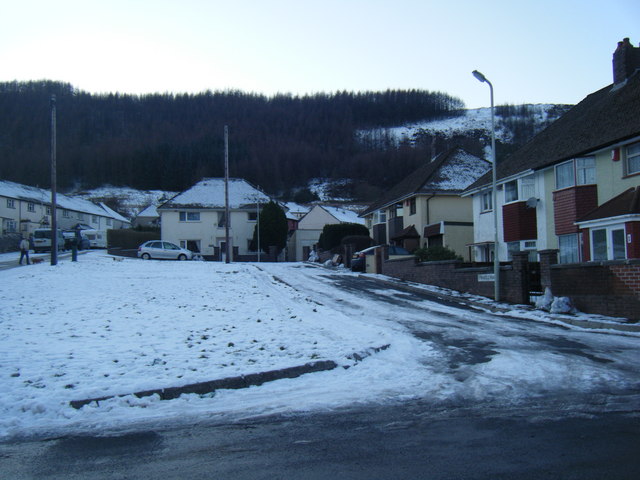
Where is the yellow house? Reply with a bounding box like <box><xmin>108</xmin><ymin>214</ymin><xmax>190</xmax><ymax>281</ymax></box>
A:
<box><xmin>359</xmin><ymin>148</ymin><xmax>490</xmax><ymax>260</ymax></box>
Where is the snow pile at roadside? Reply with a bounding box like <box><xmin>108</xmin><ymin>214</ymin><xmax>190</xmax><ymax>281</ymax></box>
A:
<box><xmin>0</xmin><ymin>253</ymin><xmax>430</xmax><ymax>439</ymax></box>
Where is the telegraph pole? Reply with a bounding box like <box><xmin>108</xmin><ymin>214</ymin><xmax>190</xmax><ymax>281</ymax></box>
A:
<box><xmin>224</xmin><ymin>125</ymin><xmax>231</xmax><ymax>263</ymax></box>
<box><xmin>50</xmin><ymin>95</ymin><xmax>58</xmax><ymax>266</ymax></box>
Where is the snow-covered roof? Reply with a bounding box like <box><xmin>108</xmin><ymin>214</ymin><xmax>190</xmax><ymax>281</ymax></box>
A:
<box><xmin>321</xmin><ymin>206</ymin><xmax>365</xmax><ymax>224</ymax></box>
<box><xmin>0</xmin><ymin>179</ymin><xmax>110</xmax><ymax>217</ymax></box>
<box><xmin>137</xmin><ymin>204</ymin><xmax>159</xmax><ymax>218</ymax></box>
<box><xmin>160</xmin><ymin>178</ymin><xmax>271</xmax><ymax>210</ymax></box>
<box><xmin>283</xmin><ymin>202</ymin><xmax>310</xmax><ymax>221</ymax></box>
<box><xmin>99</xmin><ymin>202</ymin><xmax>131</xmax><ymax>224</ymax></box>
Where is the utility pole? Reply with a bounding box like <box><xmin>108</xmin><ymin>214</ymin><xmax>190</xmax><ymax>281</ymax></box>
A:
<box><xmin>50</xmin><ymin>94</ymin><xmax>58</xmax><ymax>266</ymax></box>
<box><xmin>224</xmin><ymin>125</ymin><xmax>231</xmax><ymax>264</ymax></box>
<box><xmin>257</xmin><ymin>193</ymin><xmax>261</xmax><ymax>263</ymax></box>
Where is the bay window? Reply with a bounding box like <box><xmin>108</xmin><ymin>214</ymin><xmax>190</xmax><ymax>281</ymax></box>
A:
<box><xmin>555</xmin><ymin>157</ymin><xmax>596</xmax><ymax>190</ymax></box>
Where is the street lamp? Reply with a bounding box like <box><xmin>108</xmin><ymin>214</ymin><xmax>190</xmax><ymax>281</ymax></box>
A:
<box><xmin>472</xmin><ymin>70</ymin><xmax>500</xmax><ymax>302</ymax></box>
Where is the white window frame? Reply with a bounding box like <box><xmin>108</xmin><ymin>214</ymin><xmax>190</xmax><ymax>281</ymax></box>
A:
<box><xmin>62</xmin><ymin>210</ymin><xmax>70</xmax><ymax>218</ymax></box>
<box><xmin>558</xmin><ymin>234</ymin><xmax>580</xmax><ymax>264</ymax></box>
<box><xmin>555</xmin><ymin>157</ymin><xmax>596</xmax><ymax>190</ymax></box>
<box><xmin>6</xmin><ymin>198</ymin><xmax>15</xmax><ymax>209</ymax></box>
<box><xmin>481</xmin><ymin>191</ymin><xmax>493</xmax><ymax>212</ymax></box>
<box><xmin>504</xmin><ymin>180</ymin><xmax>518</xmax><ymax>203</ymax></box>
<box><xmin>106</xmin><ymin>217</ymin><xmax>112</xmax><ymax>226</ymax></box>
<box><xmin>626</xmin><ymin>141</ymin><xmax>640</xmax><ymax>175</ymax></box>
<box><xmin>27</xmin><ymin>202</ymin><xmax>35</xmax><ymax>212</ymax></box>
<box><xmin>374</xmin><ymin>209</ymin><xmax>386</xmax><ymax>225</ymax></box>
<box><xmin>179</xmin><ymin>211</ymin><xmax>201</xmax><ymax>222</ymax></box>
<box><xmin>591</xmin><ymin>225</ymin><xmax>627</xmax><ymax>261</ymax></box>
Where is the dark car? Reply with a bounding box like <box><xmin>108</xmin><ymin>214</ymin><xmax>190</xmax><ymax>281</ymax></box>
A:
<box><xmin>351</xmin><ymin>245</ymin><xmax>411</xmax><ymax>272</ymax></box>
<box><xmin>62</xmin><ymin>231</ymin><xmax>90</xmax><ymax>250</ymax></box>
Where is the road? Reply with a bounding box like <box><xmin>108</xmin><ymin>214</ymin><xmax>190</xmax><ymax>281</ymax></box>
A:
<box><xmin>0</xmin><ymin>250</ymin><xmax>88</xmax><ymax>271</ymax></box>
<box><xmin>1</xmin><ymin>262</ymin><xmax>639</xmax><ymax>478</ymax></box>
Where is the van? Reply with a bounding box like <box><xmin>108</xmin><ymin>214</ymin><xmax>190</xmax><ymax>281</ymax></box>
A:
<box><xmin>80</xmin><ymin>229</ymin><xmax>107</xmax><ymax>248</ymax></box>
<box><xmin>33</xmin><ymin>228</ymin><xmax>65</xmax><ymax>253</ymax></box>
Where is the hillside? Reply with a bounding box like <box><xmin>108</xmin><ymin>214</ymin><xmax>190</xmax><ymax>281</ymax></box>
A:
<box><xmin>0</xmin><ymin>81</ymin><xmax>570</xmax><ymax>203</ymax></box>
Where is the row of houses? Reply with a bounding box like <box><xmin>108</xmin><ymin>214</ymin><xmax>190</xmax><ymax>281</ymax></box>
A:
<box><xmin>359</xmin><ymin>38</ymin><xmax>640</xmax><ymax>268</ymax></box>
<box><xmin>0</xmin><ymin>180</ymin><xmax>130</xmax><ymax>242</ymax></box>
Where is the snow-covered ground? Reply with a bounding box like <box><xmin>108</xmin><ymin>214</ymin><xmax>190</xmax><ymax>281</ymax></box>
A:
<box><xmin>1</xmin><ymin>251</ymin><xmax>638</xmax><ymax>442</ymax></box>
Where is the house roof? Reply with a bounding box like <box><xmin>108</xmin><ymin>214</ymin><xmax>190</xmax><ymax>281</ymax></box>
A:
<box><xmin>0</xmin><ymin>179</ymin><xmax>110</xmax><ymax>217</ymax></box>
<box><xmin>466</xmin><ymin>71</ymin><xmax>640</xmax><ymax>192</ymax></box>
<box><xmin>137</xmin><ymin>204</ymin><xmax>159</xmax><ymax>218</ymax></box>
<box><xmin>391</xmin><ymin>225</ymin><xmax>420</xmax><ymax>240</ymax></box>
<box><xmin>360</xmin><ymin>148</ymin><xmax>490</xmax><ymax>216</ymax></box>
<box><xmin>99</xmin><ymin>202</ymin><xmax>131</xmax><ymax>223</ymax></box>
<box><xmin>159</xmin><ymin>178</ymin><xmax>271</xmax><ymax>210</ymax></box>
<box><xmin>578</xmin><ymin>186</ymin><xmax>640</xmax><ymax>223</ymax></box>
<box><xmin>321</xmin><ymin>205</ymin><xmax>365</xmax><ymax>224</ymax></box>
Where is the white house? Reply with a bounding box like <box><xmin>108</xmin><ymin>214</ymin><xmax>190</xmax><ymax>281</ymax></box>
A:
<box><xmin>0</xmin><ymin>179</ymin><xmax>130</xmax><ymax>238</ymax></box>
<box><xmin>133</xmin><ymin>204</ymin><xmax>160</xmax><ymax>228</ymax></box>
<box><xmin>158</xmin><ymin>178</ymin><xmax>271</xmax><ymax>260</ymax></box>
<box><xmin>287</xmin><ymin>204</ymin><xmax>365</xmax><ymax>261</ymax></box>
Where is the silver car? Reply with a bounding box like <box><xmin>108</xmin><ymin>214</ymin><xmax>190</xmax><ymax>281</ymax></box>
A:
<box><xmin>137</xmin><ymin>241</ymin><xmax>194</xmax><ymax>261</ymax></box>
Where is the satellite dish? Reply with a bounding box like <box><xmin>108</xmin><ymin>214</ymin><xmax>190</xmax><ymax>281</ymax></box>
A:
<box><xmin>526</xmin><ymin>197</ymin><xmax>538</xmax><ymax>208</ymax></box>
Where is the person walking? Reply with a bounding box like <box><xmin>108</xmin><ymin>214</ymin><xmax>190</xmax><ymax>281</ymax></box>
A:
<box><xmin>19</xmin><ymin>237</ymin><xmax>31</xmax><ymax>265</ymax></box>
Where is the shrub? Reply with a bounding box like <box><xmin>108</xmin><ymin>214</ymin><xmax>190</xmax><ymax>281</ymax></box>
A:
<box><xmin>318</xmin><ymin>223</ymin><xmax>370</xmax><ymax>251</ymax></box>
<box><xmin>414</xmin><ymin>245</ymin><xmax>462</xmax><ymax>262</ymax></box>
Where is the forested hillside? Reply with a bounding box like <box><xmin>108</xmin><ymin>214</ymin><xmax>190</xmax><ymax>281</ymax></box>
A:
<box><xmin>0</xmin><ymin>81</ymin><xmax>569</xmax><ymax>201</ymax></box>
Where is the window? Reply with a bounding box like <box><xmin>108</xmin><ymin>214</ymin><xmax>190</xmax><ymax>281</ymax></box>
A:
<box><xmin>576</xmin><ymin>157</ymin><xmax>595</xmax><ymax>185</ymax></box>
<box><xmin>521</xmin><ymin>175</ymin><xmax>535</xmax><ymax>199</ymax></box>
<box><xmin>555</xmin><ymin>161</ymin><xmax>575</xmax><ymax>189</ymax></box>
<box><xmin>6</xmin><ymin>199</ymin><xmax>15</xmax><ymax>209</ymax></box>
<box><xmin>179</xmin><ymin>211</ymin><xmax>200</xmax><ymax>222</ymax></box>
<box><xmin>374</xmin><ymin>210</ymin><xmax>386</xmax><ymax>224</ymax></box>
<box><xmin>92</xmin><ymin>215</ymin><xmax>98</xmax><ymax>224</ymax></box>
<box><xmin>409</xmin><ymin>198</ymin><xmax>416</xmax><ymax>215</ymax></box>
<box><xmin>62</xmin><ymin>210</ymin><xmax>70</xmax><ymax>218</ymax></box>
<box><xmin>248</xmin><ymin>211</ymin><xmax>258</xmax><ymax>221</ymax></box>
<box><xmin>46</xmin><ymin>207</ymin><xmax>51</xmax><ymax>215</ymax></box>
<box><xmin>3</xmin><ymin>219</ymin><xmax>17</xmax><ymax>233</ymax></box>
<box><xmin>592</xmin><ymin>227</ymin><xmax>627</xmax><ymax>261</ymax></box>
<box><xmin>218</xmin><ymin>211</ymin><xmax>227</xmax><ymax>227</ymax></box>
<box><xmin>558</xmin><ymin>234</ymin><xmax>579</xmax><ymax>264</ymax></box>
<box><xmin>507</xmin><ymin>240</ymin><xmax>537</xmax><ymax>261</ymax></box>
<box><xmin>77</xmin><ymin>212</ymin><xmax>84</xmax><ymax>220</ymax></box>
<box><xmin>627</xmin><ymin>141</ymin><xmax>640</xmax><ymax>175</ymax></box>
<box><xmin>555</xmin><ymin>157</ymin><xmax>595</xmax><ymax>189</ymax></box>
<box><xmin>481</xmin><ymin>191</ymin><xmax>492</xmax><ymax>212</ymax></box>
<box><xmin>27</xmin><ymin>202</ymin><xmax>35</xmax><ymax>212</ymax></box>
<box><xmin>504</xmin><ymin>181</ymin><xmax>518</xmax><ymax>203</ymax></box>
<box><xmin>106</xmin><ymin>218</ymin><xmax>112</xmax><ymax>226</ymax></box>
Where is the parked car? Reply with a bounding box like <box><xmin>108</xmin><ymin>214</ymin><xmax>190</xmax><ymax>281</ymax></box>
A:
<box><xmin>351</xmin><ymin>245</ymin><xmax>411</xmax><ymax>272</ymax></box>
<box><xmin>32</xmin><ymin>228</ymin><xmax>65</xmax><ymax>253</ymax></box>
<box><xmin>138</xmin><ymin>241</ymin><xmax>194</xmax><ymax>260</ymax></box>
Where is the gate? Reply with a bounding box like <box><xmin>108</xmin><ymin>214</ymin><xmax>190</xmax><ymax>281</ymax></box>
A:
<box><xmin>528</xmin><ymin>261</ymin><xmax>543</xmax><ymax>297</ymax></box>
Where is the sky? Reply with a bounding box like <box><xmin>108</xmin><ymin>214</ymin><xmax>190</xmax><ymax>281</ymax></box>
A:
<box><xmin>1</xmin><ymin>0</ymin><xmax>639</xmax><ymax>109</ymax></box>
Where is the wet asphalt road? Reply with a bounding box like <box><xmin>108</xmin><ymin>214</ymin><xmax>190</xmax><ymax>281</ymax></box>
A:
<box><xmin>2</xmin><ymin>402</ymin><xmax>639</xmax><ymax>479</ymax></box>
<box><xmin>1</xmin><ymin>266</ymin><xmax>639</xmax><ymax>478</ymax></box>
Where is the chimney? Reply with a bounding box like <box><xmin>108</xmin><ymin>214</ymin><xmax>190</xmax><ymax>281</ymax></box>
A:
<box><xmin>612</xmin><ymin>37</ymin><xmax>640</xmax><ymax>84</ymax></box>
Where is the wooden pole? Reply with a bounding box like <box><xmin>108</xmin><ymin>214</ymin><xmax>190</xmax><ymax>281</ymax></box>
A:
<box><xmin>50</xmin><ymin>94</ymin><xmax>58</xmax><ymax>266</ymax></box>
<box><xmin>224</xmin><ymin>125</ymin><xmax>231</xmax><ymax>263</ymax></box>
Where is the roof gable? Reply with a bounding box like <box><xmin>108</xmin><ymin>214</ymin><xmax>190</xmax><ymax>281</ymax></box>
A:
<box><xmin>361</xmin><ymin>148</ymin><xmax>489</xmax><ymax>215</ymax></box>
<box><xmin>159</xmin><ymin>178</ymin><xmax>271</xmax><ymax>209</ymax></box>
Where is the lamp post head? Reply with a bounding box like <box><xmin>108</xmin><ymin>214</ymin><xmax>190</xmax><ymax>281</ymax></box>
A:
<box><xmin>472</xmin><ymin>70</ymin><xmax>487</xmax><ymax>83</ymax></box>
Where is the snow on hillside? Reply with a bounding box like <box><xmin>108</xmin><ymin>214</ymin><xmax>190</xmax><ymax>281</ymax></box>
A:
<box><xmin>360</xmin><ymin>104</ymin><xmax>566</xmax><ymax>147</ymax></box>
<box><xmin>72</xmin><ymin>186</ymin><xmax>177</xmax><ymax>218</ymax></box>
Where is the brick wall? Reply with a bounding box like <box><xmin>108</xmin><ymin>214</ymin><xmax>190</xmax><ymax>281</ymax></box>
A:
<box><xmin>553</xmin><ymin>185</ymin><xmax>598</xmax><ymax>235</ymax></box>
<box><xmin>381</xmin><ymin>255</ymin><xmax>529</xmax><ymax>304</ymax></box>
<box><xmin>503</xmin><ymin>201</ymin><xmax>537</xmax><ymax>242</ymax></box>
<box><xmin>381</xmin><ymin>249</ymin><xmax>640</xmax><ymax>321</ymax></box>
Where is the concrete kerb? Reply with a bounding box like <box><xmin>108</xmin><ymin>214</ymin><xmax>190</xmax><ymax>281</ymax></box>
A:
<box><xmin>70</xmin><ymin>345</ymin><xmax>390</xmax><ymax>410</ymax></box>
<box><xmin>361</xmin><ymin>274</ymin><xmax>640</xmax><ymax>333</ymax></box>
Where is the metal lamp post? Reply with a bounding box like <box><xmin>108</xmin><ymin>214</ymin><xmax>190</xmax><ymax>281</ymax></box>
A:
<box><xmin>472</xmin><ymin>70</ymin><xmax>500</xmax><ymax>302</ymax></box>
